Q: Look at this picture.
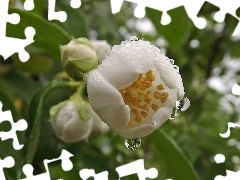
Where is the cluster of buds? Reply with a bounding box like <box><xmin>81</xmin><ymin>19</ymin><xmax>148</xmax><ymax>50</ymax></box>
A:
<box><xmin>50</xmin><ymin>38</ymin><xmax>112</xmax><ymax>143</ymax></box>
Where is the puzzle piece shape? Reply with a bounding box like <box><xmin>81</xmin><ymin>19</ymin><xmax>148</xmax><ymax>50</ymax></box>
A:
<box><xmin>214</xmin><ymin>153</ymin><xmax>240</xmax><ymax>180</ymax></box>
<box><xmin>232</xmin><ymin>83</ymin><xmax>240</xmax><ymax>95</ymax></box>
<box><xmin>219</xmin><ymin>122</ymin><xmax>240</xmax><ymax>138</ymax></box>
<box><xmin>215</xmin><ymin>170</ymin><xmax>240</xmax><ymax>180</ymax></box>
<box><xmin>70</xmin><ymin>0</ymin><xmax>82</xmax><ymax>9</ymax></box>
<box><xmin>44</xmin><ymin>149</ymin><xmax>74</xmax><ymax>171</ymax></box>
<box><xmin>214</xmin><ymin>123</ymin><xmax>240</xmax><ymax>179</ymax></box>
<box><xmin>110</xmin><ymin>0</ymin><xmax>206</xmax><ymax>28</ymax></box>
<box><xmin>110</xmin><ymin>0</ymin><xmax>240</xmax><ymax>35</ymax></box>
<box><xmin>116</xmin><ymin>159</ymin><xmax>158</xmax><ymax>180</ymax></box>
<box><xmin>79</xmin><ymin>169</ymin><xmax>109</xmax><ymax>180</ymax></box>
<box><xmin>197</xmin><ymin>1</ymin><xmax>239</xmax><ymax>36</ymax></box>
<box><xmin>21</xmin><ymin>164</ymin><xmax>50</xmax><ymax>180</ymax></box>
<box><xmin>0</xmin><ymin>101</ymin><xmax>28</xmax><ymax>150</ymax></box>
<box><xmin>48</xmin><ymin>0</ymin><xmax>81</xmax><ymax>22</ymax></box>
<box><xmin>20</xmin><ymin>149</ymin><xmax>73</xmax><ymax>180</ymax></box>
<box><xmin>24</xmin><ymin>0</ymin><xmax>35</xmax><ymax>11</ymax></box>
<box><xmin>0</xmin><ymin>156</ymin><xmax>15</xmax><ymax>180</ymax></box>
<box><xmin>0</xmin><ymin>0</ymin><xmax>35</xmax><ymax>62</ymax></box>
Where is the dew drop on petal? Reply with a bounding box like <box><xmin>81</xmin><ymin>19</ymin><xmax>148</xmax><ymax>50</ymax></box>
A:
<box><xmin>169</xmin><ymin>107</ymin><xmax>176</xmax><ymax>120</ymax></box>
<box><xmin>170</xmin><ymin>97</ymin><xmax>190</xmax><ymax>119</ymax></box>
<box><xmin>130</xmin><ymin>36</ymin><xmax>138</xmax><ymax>41</ymax></box>
<box><xmin>176</xmin><ymin>97</ymin><xmax>190</xmax><ymax>112</ymax></box>
<box><xmin>180</xmin><ymin>97</ymin><xmax>190</xmax><ymax>111</ymax></box>
<box><xmin>173</xmin><ymin>65</ymin><xmax>179</xmax><ymax>72</ymax></box>
<box><xmin>125</xmin><ymin>138</ymin><xmax>141</xmax><ymax>150</ymax></box>
<box><xmin>169</xmin><ymin>59</ymin><xmax>174</xmax><ymax>64</ymax></box>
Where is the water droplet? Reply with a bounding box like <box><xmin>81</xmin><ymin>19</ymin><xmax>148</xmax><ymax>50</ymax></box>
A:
<box><xmin>130</xmin><ymin>36</ymin><xmax>138</xmax><ymax>41</ymax></box>
<box><xmin>171</xmin><ymin>97</ymin><xmax>190</xmax><ymax>120</ymax></box>
<box><xmin>169</xmin><ymin>59</ymin><xmax>174</xmax><ymax>64</ymax></box>
<box><xmin>125</xmin><ymin>138</ymin><xmax>141</xmax><ymax>150</ymax></box>
<box><xmin>179</xmin><ymin>97</ymin><xmax>190</xmax><ymax>111</ymax></box>
<box><xmin>173</xmin><ymin>65</ymin><xmax>179</xmax><ymax>72</ymax></box>
<box><xmin>169</xmin><ymin>107</ymin><xmax>176</xmax><ymax>119</ymax></box>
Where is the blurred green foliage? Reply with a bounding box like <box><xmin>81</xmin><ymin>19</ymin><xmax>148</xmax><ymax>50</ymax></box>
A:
<box><xmin>1</xmin><ymin>0</ymin><xmax>240</xmax><ymax>179</ymax></box>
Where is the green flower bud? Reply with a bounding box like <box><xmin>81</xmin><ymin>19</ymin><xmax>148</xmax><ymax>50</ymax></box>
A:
<box><xmin>60</xmin><ymin>38</ymin><xmax>98</xmax><ymax>80</ymax></box>
<box><xmin>50</xmin><ymin>99</ymin><xmax>93</xmax><ymax>143</ymax></box>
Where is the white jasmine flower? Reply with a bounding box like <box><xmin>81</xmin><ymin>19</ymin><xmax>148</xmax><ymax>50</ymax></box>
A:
<box><xmin>50</xmin><ymin>101</ymin><xmax>93</xmax><ymax>143</ymax></box>
<box><xmin>90</xmin><ymin>40</ymin><xmax>111</xmax><ymax>64</ymax></box>
<box><xmin>87</xmin><ymin>37</ymin><xmax>185</xmax><ymax>139</ymax></box>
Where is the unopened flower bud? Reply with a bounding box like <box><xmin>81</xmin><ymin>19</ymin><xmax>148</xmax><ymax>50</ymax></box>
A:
<box><xmin>60</xmin><ymin>38</ymin><xmax>98</xmax><ymax>80</ymax></box>
<box><xmin>90</xmin><ymin>40</ymin><xmax>111</xmax><ymax>64</ymax></box>
<box><xmin>50</xmin><ymin>100</ymin><xmax>93</xmax><ymax>143</ymax></box>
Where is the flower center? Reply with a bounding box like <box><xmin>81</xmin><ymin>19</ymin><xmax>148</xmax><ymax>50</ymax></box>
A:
<box><xmin>119</xmin><ymin>69</ymin><xmax>169</xmax><ymax>126</ymax></box>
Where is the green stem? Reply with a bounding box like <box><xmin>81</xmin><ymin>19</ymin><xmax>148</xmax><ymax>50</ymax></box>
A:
<box><xmin>69</xmin><ymin>81</ymin><xmax>87</xmax><ymax>101</ymax></box>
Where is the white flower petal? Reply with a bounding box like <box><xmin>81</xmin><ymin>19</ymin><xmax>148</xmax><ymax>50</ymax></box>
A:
<box><xmin>155</xmin><ymin>53</ymin><xmax>184</xmax><ymax>99</ymax></box>
<box><xmin>116</xmin><ymin>123</ymin><xmax>155</xmax><ymax>139</ymax></box>
<box><xmin>87</xmin><ymin>70</ymin><xmax>130</xmax><ymax>128</ymax></box>
<box><xmin>97</xmin><ymin>40</ymin><xmax>155</xmax><ymax>90</ymax></box>
<box><xmin>152</xmin><ymin>89</ymin><xmax>178</xmax><ymax>127</ymax></box>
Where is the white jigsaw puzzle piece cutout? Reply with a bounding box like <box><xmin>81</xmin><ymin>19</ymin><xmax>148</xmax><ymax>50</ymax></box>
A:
<box><xmin>116</xmin><ymin>159</ymin><xmax>158</xmax><ymax>180</ymax></box>
<box><xmin>0</xmin><ymin>0</ymin><xmax>35</xmax><ymax>62</ymax></box>
<box><xmin>21</xmin><ymin>164</ymin><xmax>50</xmax><ymax>180</ymax></box>
<box><xmin>110</xmin><ymin>0</ymin><xmax>240</xmax><ymax>35</ymax></box>
<box><xmin>24</xmin><ymin>0</ymin><xmax>35</xmax><ymax>11</ymax></box>
<box><xmin>220</xmin><ymin>122</ymin><xmax>240</xmax><ymax>138</ymax></box>
<box><xmin>0</xmin><ymin>101</ymin><xmax>28</xmax><ymax>150</ymax></box>
<box><xmin>232</xmin><ymin>83</ymin><xmax>240</xmax><ymax>95</ymax></box>
<box><xmin>215</xmin><ymin>170</ymin><xmax>240</xmax><ymax>180</ymax></box>
<box><xmin>20</xmin><ymin>149</ymin><xmax>73</xmax><ymax>180</ymax></box>
<box><xmin>0</xmin><ymin>156</ymin><xmax>15</xmax><ymax>180</ymax></box>
<box><xmin>79</xmin><ymin>169</ymin><xmax>109</xmax><ymax>180</ymax></box>
<box><xmin>48</xmin><ymin>0</ymin><xmax>82</xmax><ymax>22</ymax></box>
<box><xmin>48</xmin><ymin>0</ymin><xmax>67</xmax><ymax>22</ymax></box>
<box><xmin>70</xmin><ymin>0</ymin><xmax>82</xmax><ymax>9</ymax></box>
<box><xmin>213</xmin><ymin>153</ymin><xmax>240</xmax><ymax>180</ymax></box>
<box><xmin>216</xmin><ymin>120</ymin><xmax>240</xmax><ymax>179</ymax></box>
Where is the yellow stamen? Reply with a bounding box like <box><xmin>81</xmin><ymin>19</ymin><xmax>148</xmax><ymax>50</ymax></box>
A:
<box><xmin>157</xmin><ymin>84</ymin><xmax>164</xmax><ymax>91</ymax></box>
<box><xmin>119</xmin><ymin>70</ymin><xmax>169</xmax><ymax>126</ymax></box>
<box><xmin>151</xmin><ymin>103</ymin><xmax>158</xmax><ymax>111</ymax></box>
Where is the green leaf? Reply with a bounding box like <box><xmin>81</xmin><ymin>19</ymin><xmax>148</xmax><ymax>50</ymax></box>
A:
<box><xmin>0</xmin><ymin>91</ymin><xmax>23</xmax><ymax>179</ymax></box>
<box><xmin>146</xmin><ymin>6</ymin><xmax>194</xmax><ymax>51</ymax></box>
<box><xmin>151</xmin><ymin>129</ymin><xmax>200</xmax><ymax>180</ymax></box>
<box><xmin>7</xmin><ymin>8</ymin><xmax>71</xmax><ymax>60</ymax></box>
<box><xmin>56</xmin><ymin>1</ymin><xmax>88</xmax><ymax>38</ymax></box>
<box><xmin>229</xmin><ymin>41</ymin><xmax>240</xmax><ymax>57</ymax></box>
<box><xmin>25</xmin><ymin>80</ymin><xmax>80</xmax><ymax>164</ymax></box>
<box><xmin>13</xmin><ymin>54</ymin><xmax>53</xmax><ymax>74</ymax></box>
<box><xmin>0</xmin><ymin>70</ymin><xmax>39</xmax><ymax>102</ymax></box>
